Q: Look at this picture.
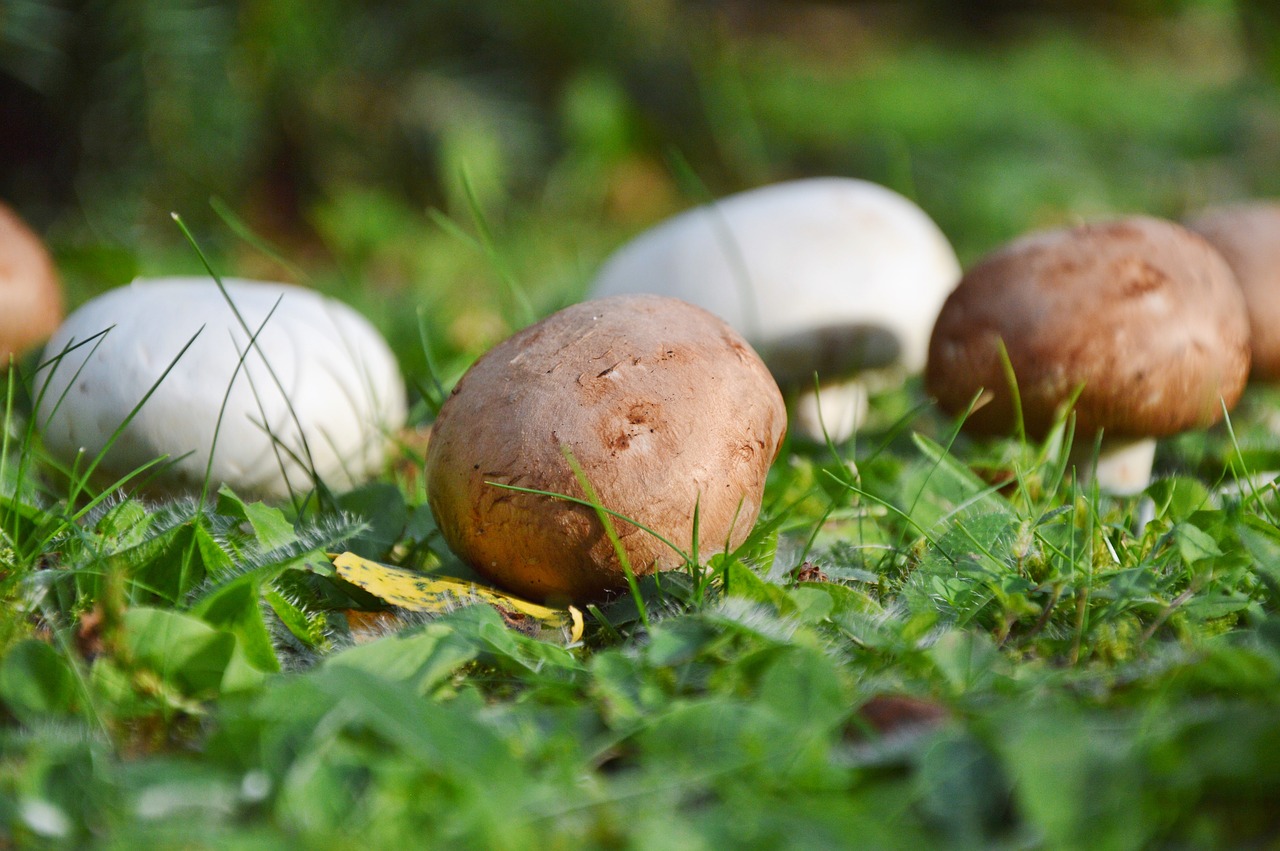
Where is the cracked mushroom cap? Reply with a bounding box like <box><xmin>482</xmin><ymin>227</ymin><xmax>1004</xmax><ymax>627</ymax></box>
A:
<box><xmin>589</xmin><ymin>177</ymin><xmax>961</xmax><ymax>392</ymax></box>
<box><xmin>425</xmin><ymin>294</ymin><xmax>787</xmax><ymax>603</ymax></box>
<box><xmin>1185</xmin><ymin>202</ymin><xmax>1280</xmax><ymax>380</ymax></box>
<box><xmin>926</xmin><ymin>216</ymin><xmax>1250</xmax><ymax>439</ymax></box>
<box><xmin>0</xmin><ymin>203</ymin><xmax>63</xmax><ymax>359</ymax></box>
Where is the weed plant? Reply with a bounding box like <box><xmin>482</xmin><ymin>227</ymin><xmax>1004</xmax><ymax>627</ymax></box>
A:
<box><xmin>3</xmin><ymin>318</ymin><xmax>1280</xmax><ymax>848</ymax></box>
<box><xmin>4</xmin><ymin>9</ymin><xmax>1280</xmax><ymax>848</ymax></box>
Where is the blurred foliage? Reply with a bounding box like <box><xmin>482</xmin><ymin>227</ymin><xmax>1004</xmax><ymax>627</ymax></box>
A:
<box><xmin>3</xmin><ymin>0</ymin><xmax>1278</xmax><ymax>391</ymax></box>
<box><xmin>0</xmin><ymin>0</ymin><xmax>1275</xmax><ymax>246</ymax></box>
<box><xmin>0</xmin><ymin>0</ymin><xmax>705</xmax><ymax>235</ymax></box>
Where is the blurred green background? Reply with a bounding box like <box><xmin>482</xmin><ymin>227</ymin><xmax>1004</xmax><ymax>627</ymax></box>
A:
<box><xmin>3</xmin><ymin>0</ymin><xmax>1280</xmax><ymax>390</ymax></box>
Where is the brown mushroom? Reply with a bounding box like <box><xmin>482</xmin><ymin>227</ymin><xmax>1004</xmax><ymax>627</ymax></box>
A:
<box><xmin>926</xmin><ymin>216</ymin><xmax>1250</xmax><ymax>494</ymax></box>
<box><xmin>0</xmin><ymin>202</ymin><xmax>62</xmax><ymax>359</ymax></box>
<box><xmin>1185</xmin><ymin>202</ymin><xmax>1280</xmax><ymax>380</ymax></box>
<box><xmin>425</xmin><ymin>294</ymin><xmax>787</xmax><ymax>603</ymax></box>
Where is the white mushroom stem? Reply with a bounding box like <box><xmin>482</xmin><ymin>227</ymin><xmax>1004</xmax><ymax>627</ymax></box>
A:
<box><xmin>1214</xmin><ymin>471</ymin><xmax>1280</xmax><ymax>505</ymax></box>
<box><xmin>1070</xmin><ymin>436</ymin><xmax>1157</xmax><ymax>496</ymax></box>
<box><xmin>792</xmin><ymin>378</ymin><xmax>868</xmax><ymax>444</ymax></box>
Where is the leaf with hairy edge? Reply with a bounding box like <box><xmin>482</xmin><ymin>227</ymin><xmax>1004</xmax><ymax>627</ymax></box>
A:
<box><xmin>215</xmin><ymin>486</ymin><xmax>297</xmax><ymax>550</ymax></box>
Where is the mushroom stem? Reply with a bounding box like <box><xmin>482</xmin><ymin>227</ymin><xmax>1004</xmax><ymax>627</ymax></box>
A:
<box><xmin>1214</xmin><ymin>471</ymin><xmax>1280</xmax><ymax>505</ymax></box>
<box><xmin>792</xmin><ymin>378</ymin><xmax>868</xmax><ymax>444</ymax></box>
<box><xmin>1071</xmin><ymin>436</ymin><xmax>1157</xmax><ymax>496</ymax></box>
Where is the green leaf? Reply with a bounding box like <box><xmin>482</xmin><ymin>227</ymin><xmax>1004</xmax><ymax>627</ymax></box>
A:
<box><xmin>1236</xmin><ymin>515</ymin><xmax>1280</xmax><ymax>589</ymax></box>
<box><xmin>404</xmin><ymin>502</ymin><xmax>439</xmax><ymax>543</ymax></box>
<box><xmin>1175</xmin><ymin>522</ymin><xmax>1224</xmax><ymax>566</ymax></box>
<box><xmin>439</xmin><ymin>604</ymin><xmax>584</xmax><ymax>679</ymax></box>
<box><xmin>991</xmin><ymin>703</ymin><xmax>1148</xmax><ymax>850</ymax></box>
<box><xmin>192</xmin><ymin>577</ymin><xmax>281</xmax><ymax>673</ymax></box>
<box><xmin>914</xmin><ymin>730</ymin><xmax>1009</xmax><ymax>843</ymax></box>
<box><xmin>90</xmin><ymin>657</ymin><xmax>149</xmax><ymax>717</ymax></box>
<box><xmin>1182</xmin><ymin>592</ymin><xmax>1253</xmax><ymax>621</ymax></box>
<box><xmin>1146</xmin><ymin>476</ymin><xmax>1211</xmax><ymax>523</ymax></box>
<box><xmin>216</xmin><ymin>485</ymin><xmax>297</xmax><ymax>550</ymax></box>
<box><xmin>635</xmin><ymin>698</ymin><xmax>778</xmax><ymax>776</ymax></box>
<box><xmin>122</xmin><ymin>607</ymin><xmax>264</xmax><ymax>697</ymax></box>
<box><xmin>220</xmin><ymin>664</ymin><xmax>515</xmax><ymax>782</ymax></box>
<box><xmin>912</xmin><ymin>432</ymin><xmax>1001</xmax><ymax>500</ymax></box>
<box><xmin>0</xmin><ymin>640</ymin><xmax>79</xmax><ymax>719</ymax></box>
<box><xmin>589</xmin><ymin>649</ymin><xmax>669</xmax><ymax>726</ymax></box>
<box><xmin>0</xmin><ymin>494</ymin><xmax>47</xmax><ymax>547</ymax></box>
<box><xmin>323</xmin><ymin>621</ymin><xmax>478</xmax><ymax>695</ymax></box>
<box><xmin>192</xmin><ymin>520</ymin><xmax>236</xmax><ymax>578</ymax></box>
<box><xmin>720</xmin><ymin>558</ymin><xmax>795</xmax><ymax>614</ymax></box>
<box><xmin>125</xmin><ymin>521</ymin><xmax>219</xmax><ymax>605</ymax></box>
<box><xmin>929</xmin><ymin>630</ymin><xmax>1003</xmax><ymax>693</ymax></box>
<box><xmin>264</xmin><ymin>585</ymin><xmax>329</xmax><ymax>649</ymax></box>
<box><xmin>797</xmin><ymin>581</ymin><xmax>882</xmax><ymax>617</ymax></box>
<box><xmin>644</xmin><ymin>616</ymin><xmax>722</xmax><ymax>667</ymax></box>
<box><xmin>787</xmin><ymin>586</ymin><xmax>835</xmax><ymax>623</ymax></box>
<box><xmin>337</xmin><ymin>482</ymin><xmax>408</xmax><ymax>559</ymax></box>
<box><xmin>910</xmin><ymin>511</ymin><xmax>1019</xmax><ymax>625</ymax></box>
<box><xmin>756</xmin><ymin>645</ymin><xmax>850</xmax><ymax>732</ymax></box>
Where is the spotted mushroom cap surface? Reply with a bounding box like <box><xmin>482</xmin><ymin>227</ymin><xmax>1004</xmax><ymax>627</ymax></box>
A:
<box><xmin>0</xmin><ymin>203</ymin><xmax>63</xmax><ymax>358</ymax></box>
<box><xmin>425</xmin><ymin>294</ymin><xmax>787</xmax><ymax>603</ymax></box>
<box><xmin>1185</xmin><ymin>202</ymin><xmax>1280</xmax><ymax>380</ymax></box>
<box><xmin>925</xmin><ymin>216</ymin><xmax>1250</xmax><ymax>439</ymax></box>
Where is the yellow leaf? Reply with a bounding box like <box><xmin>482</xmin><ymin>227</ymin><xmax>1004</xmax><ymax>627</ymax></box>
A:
<box><xmin>330</xmin><ymin>552</ymin><xmax>584</xmax><ymax>643</ymax></box>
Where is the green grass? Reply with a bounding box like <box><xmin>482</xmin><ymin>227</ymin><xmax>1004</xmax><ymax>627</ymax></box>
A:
<box><xmin>4</xmin><ymin>366</ymin><xmax>1280</xmax><ymax>847</ymax></box>
<box><xmin>6</xmin><ymin>11</ymin><xmax>1280</xmax><ymax>849</ymax></box>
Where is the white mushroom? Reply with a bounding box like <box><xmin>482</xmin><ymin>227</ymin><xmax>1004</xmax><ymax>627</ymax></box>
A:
<box><xmin>36</xmin><ymin>277</ymin><xmax>406</xmax><ymax>500</ymax></box>
<box><xmin>589</xmin><ymin>177</ymin><xmax>961</xmax><ymax>442</ymax></box>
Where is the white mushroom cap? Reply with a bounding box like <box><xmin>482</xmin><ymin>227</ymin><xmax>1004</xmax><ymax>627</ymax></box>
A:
<box><xmin>36</xmin><ymin>277</ymin><xmax>406</xmax><ymax>500</ymax></box>
<box><xmin>589</xmin><ymin>177</ymin><xmax>961</xmax><ymax>441</ymax></box>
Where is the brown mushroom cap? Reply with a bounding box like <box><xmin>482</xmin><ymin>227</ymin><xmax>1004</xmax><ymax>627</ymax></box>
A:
<box><xmin>926</xmin><ymin>216</ymin><xmax>1250</xmax><ymax>439</ymax></box>
<box><xmin>0</xmin><ymin>203</ymin><xmax>62</xmax><ymax>359</ymax></box>
<box><xmin>1185</xmin><ymin>202</ymin><xmax>1280</xmax><ymax>380</ymax></box>
<box><xmin>425</xmin><ymin>294</ymin><xmax>787</xmax><ymax>603</ymax></box>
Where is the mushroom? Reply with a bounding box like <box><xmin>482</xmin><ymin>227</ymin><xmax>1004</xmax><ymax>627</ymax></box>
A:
<box><xmin>425</xmin><ymin>294</ymin><xmax>787</xmax><ymax>603</ymax></box>
<box><xmin>588</xmin><ymin>177</ymin><xmax>961</xmax><ymax>443</ymax></box>
<box><xmin>0</xmin><ymin>202</ymin><xmax>63</xmax><ymax>360</ymax></box>
<box><xmin>36</xmin><ymin>277</ymin><xmax>406</xmax><ymax>500</ymax></box>
<box><xmin>926</xmin><ymin>216</ymin><xmax>1250</xmax><ymax>494</ymax></box>
<box><xmin>1185</xmin><ymin>202</ymin><xmax>1280</xmax><ymax>380</ymax></box>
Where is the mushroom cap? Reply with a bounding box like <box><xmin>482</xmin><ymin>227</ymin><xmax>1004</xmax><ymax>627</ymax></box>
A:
<box><xmin>1185</xmin><ymin>202</ymin><xmax>1280</xmax><ymax>380</ymax></box>
<box><xmin>425</xmin><ymin>294</ymin><xmax>787</xmax><ymax>603</ymax></box>
<box><xmin>589</xmin><ymin>177</ymin><xmax>961</xmax><ymax>390</ymax></box>
<box><xmin>36</xmin><ymin>277</ymin><xmax>406</xmax><ymax>500</ymax></box>
<box><xmin>0</xmin><ymin>202</ymin><xmax>63</xmax><ymax>359</ymax></box>
<box><xmin>926</xmin><ymin>216</ymin><xmax>1250</xmax><ymax>439</ymax></box>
